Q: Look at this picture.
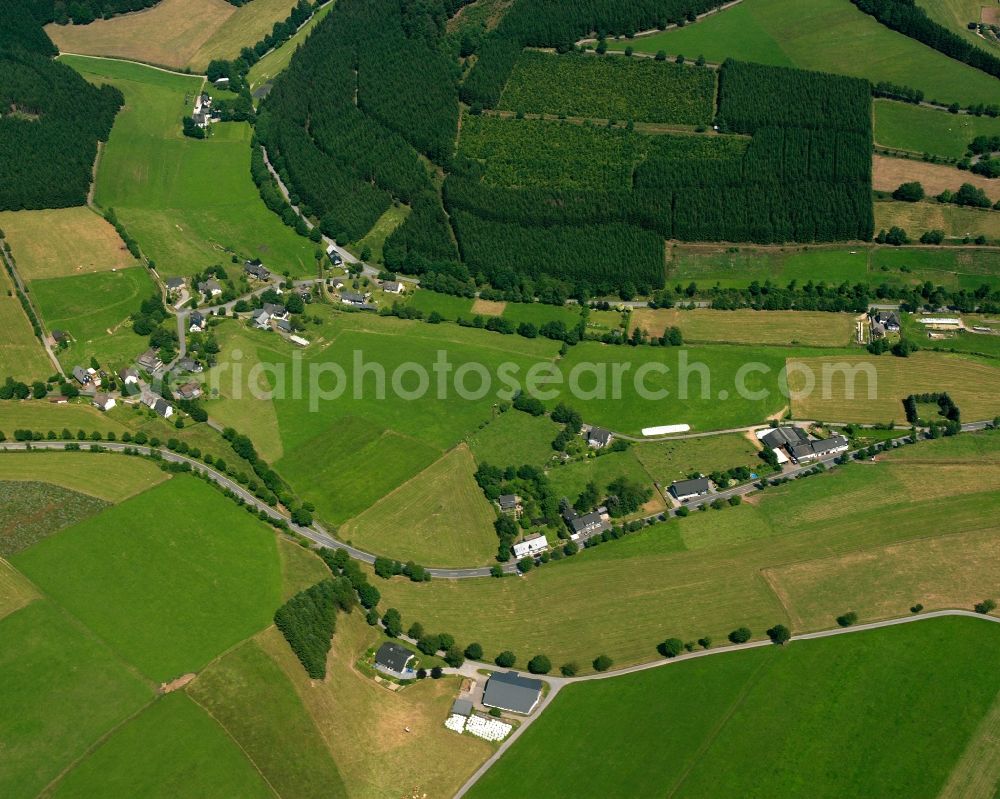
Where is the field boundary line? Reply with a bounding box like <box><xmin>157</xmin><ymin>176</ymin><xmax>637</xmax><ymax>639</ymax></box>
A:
<box><xmin>35</xmin><ymin>695</ymin><xmax>160</xmax><ymax>799</ymax></box>
<box><xmin>59</xmin><ymin>51</ymin><xmax>207</xmax><ymax>78</ymax></box>
<box><xmin>936</xmin><ymin>686</ymin><xmax>1000</xmax><ymax>799</ymax></box>
<box><xmin>665</xmin><ymin>654</ymin><xmax>774</xmax><ymax>798</ymax></box>
<box><xmin>184</xmin><ymin>690</ymin><xmax>282</xmax><ymax>799</ymax></box>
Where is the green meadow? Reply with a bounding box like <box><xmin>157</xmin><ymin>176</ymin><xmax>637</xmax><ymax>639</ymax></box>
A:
<box><xmin>552</xmin><ymin>341</ymin><xmax>794</xmax><ymax>434</ymax></box>
<box><xmin>51</xmin><ymin>693</ymin><xmax>273</xmax><ymax>799</ymax></box>
<box><xmin>633</xmin><ymin>432</ymin><xmax>763</xmax><ymax>485</ymax></box>
<box><xmin>608</xmin><ymin>0</ymin><xmax>1000</xmax><ymax>107</ymax></box>
<box><xmin>186</xmin><ymin>639</ymin><xmax>348</xmax><ymax>799</ymax></box>
<box><xmin>874</xmin><ymin>99</ymin><xmax>1000</xmax><ymax>159</ymax></box>
<box><xmin>12</xmin><ymin>475</ymin><xmax>282</xmax><ymax>681</ymax></box>
<box><xmin>468</xmin><ymin>617</ymin><xmax>1000</xmax><ymax>799</ymax></box>
<box><xmin>669</xmin><ymin>245</ymin><xmax>1000</xmax><ymax>292</ymax></box>
<box><xmin>62</xmin><ymin>55</ymin><xmax>316</xmax><ymax>278</ymax></box>
<box><xmin>376</xmin><ymin>436</ymin><xmax>1000</xmax><ymax>668</ymax></box>
<box><xmin>29</xmin><ymin>266</ymin><xmax>157</xmax><ymax>369</ymax></box>
<box><xmin>207</xmin><ymin>312</ymin><xmax>562</xmax><ymax>525</ymax></box>
<box><xmin>0</xmin><ymin>600</ymin><xmax>154</xmax><ymax>799</ymax></box>
<box><xmin>466</xmin><ymin>408</ymin><xmax>562</xmax><ymax>468</ymax></box>
<box><xmin>405</xmin><ymin>289</ymin><xmax>475</xmax><ymax>320</ymax></box>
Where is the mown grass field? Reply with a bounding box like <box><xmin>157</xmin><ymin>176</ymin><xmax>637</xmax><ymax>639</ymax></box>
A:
<box><xmin>466</xmin><ymin>408</ymin><xmax>562</xmax><ymax>468</ymax></box>
<box><xmin>0</xmin><ymin>452</ymin><xmax>168</xmax><ymax>501</ymax></box>
<box><xmin>0</xmin><ymin>398</ymin><xmax>243</xmax><ymax>469</ymax></box>
<box><xmin>498</xmin><ymin>49</ymin><xmax>715</xmax><ymax>124</ymax></box>
<box><xmin>873</xmin><ymin>154</ymin><xmax>999</xmax><ymax>201</ymax></box>
<box><xmin>902</xmin><ymin>313</ymin><xmax>1000</xmax><ymax>358</ymax></box>
<box><xmin>47</xmin><ymin>0</ymin><xmax>292</xmax><ymax>72</ymax></box>
<box><xmin>187</xmin><ymin>0</ymin><xmax>299</xmax><ymax>72</ymax></box>
<box><xmin>186</xmin><ymin>639</ymin><xmax>347</xmax><ymax>799</ymax></box>
<box><xmin>553</xmin><ymin>341</ymin><xmax>794</xmax><ymax>434</ymax></box>
<box><xmin>50</xmin><ymin>692</ymin><xmax>273</xmax><ymax>799</ymax></box>
<box><xmin>375</xmin><ymin>436</ymin><xmax>1000</xmax><ymax>669</ymax></box>
<box><xmin>65</xmin><ymin>55</ymin><xmax>316</xmax><ymax>278</ymax></box>
<box><xmin>630</xmin><ymin>308</ymin><xmax>856</xmax><ymax>347</ymax></box>
<box><xmin>787</xmin><ymin>351</ymin><xmax>1000</xmax><ymax>422</ymax></box>
<box><xmin>12</xmin><ymin>475</ymin><xmax>281</xmax><ymax>681</ymax></box>
<box><xmin>608</xmin><ymin>0</ymin><xmax>1000</xmax><ymax>107</ymax></box>
<box><xmin>874</xmin><ymin>99</ymin><xmax>1000</xmax><ymax>159</ymax></box>
<box><xmin>338</xmin><ymin>445</ymin><xmax>500</xmax><ymax>567</ymax></box>
<box><xmin>0</xmin><ymin>560</ymin><xmax>37</xmax><ymax>621</ymax></box>
<box><xmin>874</xmin><ymin>200</ymin><xmax>1000</xmax><ymax>241</ymax></box>
<box><xmin>0</xmin><ymin>207</ymin><xmax>137</xmax><ymax>279</ymax></box>
<box><xmin>502</xmin><ymin>301</ymin><xmax>583</xmax><ymax>328</ymax></box>
<box><xmin>277</xmin><ymin>536</ymin><xmax>330</xmax><ymax>600</ymax></box>
<box><xmin>0</xmin><ymin>599</ymin><xmax>155</xmax><ymax>799</ymax></box>
<box><xmin>468</xmin><ymin>617</ymin><xmax>1000</xmax><ymax>799</ymax></box>
<box><xmin>0</xmin><ymin>267</ymin><xmax>51</xmax><ymax>382</ymax></box>
<box><xmin>405</xmin><ymin>289</ymin><xmax>474</xmax><ymax>320</ymax></box>
<box><xmin>259</xmin><ymin>612</ymin><xmax>493</xmax><ymax>799</ymax></box>
<box><xmin>246</xmin><ymin>0</ymin><xmax>335</xmax><ymax>89</ymax></box>
<box><xmin>46</xmin><ymin>0</ymin><xmax>236</xmax><ymax>68</ymax></box>
<box><xmin>633</xmin><ymin>432</ymin><xmax>762</xmax><ymax>486</ymax></box>
<box><xmin>207</xmin><ymin>311</ymin><xmax>562</xmax><ymax>525</ymax></box>
<box><xmin>30</xmin><ymin>266</ymin><xmax>157</xmax><ymax>370</ymax></box>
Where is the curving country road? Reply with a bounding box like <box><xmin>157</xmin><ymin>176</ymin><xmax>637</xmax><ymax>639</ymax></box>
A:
<box><xmin>1</xmin><ymin>421</ymin><xmax>994</xmax><ymax>578</ymax></box>
<box><xmin>451</xmin><ymin>609</ymin><xmax>1000</xmax><ymax>798</ymax></box>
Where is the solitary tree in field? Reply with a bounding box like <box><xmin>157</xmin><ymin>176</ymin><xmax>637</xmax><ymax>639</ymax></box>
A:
<box><xmin>560</xmin><ymin>662</ymin><xmax>578</xmax><ymax>677</ymax></box>
<box><xmin>837</xmin><ymin>611</ymin><xmax>858</xmax><ymax>627</ymax></box>
<box><xmin>975</xmin><ymin>599</ymin><xmax>997</xmax><ymax>614</ymax></box>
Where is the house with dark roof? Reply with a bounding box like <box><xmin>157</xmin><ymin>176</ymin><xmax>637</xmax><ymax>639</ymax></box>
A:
<box><xmin>871</xmin><ymin>310</ymin><xmax>900</xmax><ymax>334</ymax></box>
<box><xmin>92</xmin><ymin>392</ymin><xmax>115</xmax><ymax>412</ymax></box>
<box><xmin>263</xmin><ymin>302</ymin><xmax>288</xmax><ymax>320</ymax></box>
<box><xmin>189</xmin><ymin>311</ymin><xmax>206</xmax><ymax>332</ymax></box>
<box><xmin>789</xmin><ymin>435</ymin><xmax>849</xmax><ymax>463</ymax></box>
<box><xmin>137</xmin><ymin>349</ymin><xmax>163</xmax><ymax>372</ymax></box>
<box><xmin>482</xmin><ymin>671</ymin><xmax>543</xmax><ymax>715</ymax></box>
<box><xmin>340</xmin><ymin>290</ymin><xmax>369</xmax><ymax>307</ymax></box>
<box><xmin>561</xmin><ymin>503</ymin><xmax>610</xmax><ymax>540</ymax></box>
<box><xmin>175</xmin><ymin>357</ymin><xmax>202</xmax><ymax>373</ymax></box>
<box><xmin>198</xmin><ymin>279</ymin><xmax>222</xmax><ymax>298</ymax></box>
<box><xmin>586</xmin><ymin>427</ymin><xmax>613</xmax><ymax>448</ymax></box>
<box><xmin>451</xmin><ymin>698</ymin><xmax>473</xmax><ymax>717</ymax></box>
<box><xmin>252</xmin><ymin>310</ymin><xmax>271</xmax><ymax>329</ymax></box>
<box><xmin>152</xmin><ymin>398</ymin><xmax>173</xmax><ymax>419</ymax></box>
<box><xmin>50</xmin><ymin>329</ymin><xmax>69</xmax><ymax>345</ymax></box>
<box><xmin>244</xmin><ymin>260</ymin><xmax>271</xmax><ymax>281</ymax></box>
<box><xmin>380</xmin><ymin>280</ymin><xmax>405</xmax><ymax>294</ymax></box>
<box><xmin>325</xmin><ymin>244</ymin><xmax>343</xmax><ymax>264</ymax></box>
<box><xmin>177</xmin><ymin>381</ymin><xmax>202</xmax><ymax>400</ymax></box>
<box><xmin>118</xmin><ymin>367</ymin><xmax>139</xmax><ymax>385</ymax></box>
<box><xmin>72</xmin><ymin>365</ymin><xmax>90</xmax><ymax>385</ymax></box>
<box><xmin>761</xmin><ymin>426</ymin><xmax>810</xmax><ymax>452</ymax></box>
<box><xmin>669</xmin><ymin>477</ymin><xmax>711</xmax><ymax>502</ymax></box>
<box><xmin>374</xmin><ymin>642</ymin><xmax>415</xmax><ymax>677</ymax></box>
<box><xmin>497</xmin><ymin>494</ymin><xmax>522</xmax><ymax>516</ymax></box>
<box><xmin>275</xmin><ymin>318</ymin><xmax>293</xmax><ymax>333</ymax></box>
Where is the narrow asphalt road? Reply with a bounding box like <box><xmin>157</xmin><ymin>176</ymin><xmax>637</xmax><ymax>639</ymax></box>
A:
<box><xmin>1</xmin><ymin>422</ymin><xmax>993</xmax><ymax>578</ymax></box>
<box><xmin>451</xmin><ymin>609</ymin><xmax>1000</xmax><ymax>798</ymax></box>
